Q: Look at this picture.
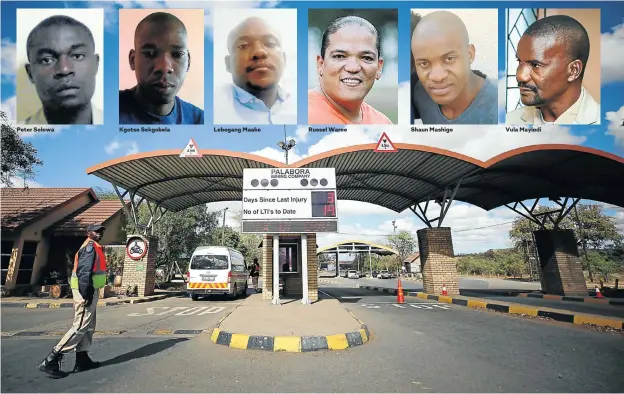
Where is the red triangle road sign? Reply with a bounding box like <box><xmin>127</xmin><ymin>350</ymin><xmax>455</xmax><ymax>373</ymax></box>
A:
<box><xmin>180</xmin><ymin>138</ymin><xmax>203</xmax><ymax>157</ymax></box>
<box><xmin>374</xmin><ymin>132</ymin><xmax>398</xmax><ymax>152</ymax></box>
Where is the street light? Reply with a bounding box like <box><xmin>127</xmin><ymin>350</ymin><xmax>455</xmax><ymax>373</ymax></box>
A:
<box><xmin>277</xmin><ymin>139</ymin><xmax>296</xmax><ymax>165</ymax></box>
<box><xmin>221</xmin><ymin>207</ymin><xmax>228</xmax><ymax>245</ymax></box>
<box><xmin>277</xmin><ymin>125</ymin><xmax>296</xmax><ymax>165</ymax></box>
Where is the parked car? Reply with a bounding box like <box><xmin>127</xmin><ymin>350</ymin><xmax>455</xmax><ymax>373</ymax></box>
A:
<box><xmin>347</xmin><ymin>270</ymin><xmax>359</xmax><ymax>279</ymax></box>
<box><xmin>377</xmin><ymin>270</ymin><xmax>392</xmax><ymax>279</ymax></box>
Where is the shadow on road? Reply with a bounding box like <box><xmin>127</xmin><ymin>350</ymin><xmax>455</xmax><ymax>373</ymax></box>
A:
<box><xmin>99</xmin><ymin>338</ymin><xmax>189</xmax><ymax>368</ymax></box>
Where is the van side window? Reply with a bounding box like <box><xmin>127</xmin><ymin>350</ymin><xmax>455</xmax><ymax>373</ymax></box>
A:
<box><xmin>230</xmin><ymin>252</ymin><xmax>245</xmax><ymax>272</ymax></box>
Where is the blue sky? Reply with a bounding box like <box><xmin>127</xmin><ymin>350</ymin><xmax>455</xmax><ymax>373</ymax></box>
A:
<box><xmin>1</xmin><ymin>0</ymin><xmax>623</xmax><ymax>253</ymax></box>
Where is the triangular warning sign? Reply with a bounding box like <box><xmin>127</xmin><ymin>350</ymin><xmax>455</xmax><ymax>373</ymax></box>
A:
<box><xmin>179</xmin><ymin>138</ymin><xmax>202</xmax><ymax>157</ymax></box>
<box><xmin>374</xmin><ymin>132</ymin><xmax>398</xmax><ymax>152</ymax></box>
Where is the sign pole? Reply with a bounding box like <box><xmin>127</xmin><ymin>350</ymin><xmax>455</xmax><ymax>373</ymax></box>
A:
<box><xmin>272</xmin><ymin>234</ymin><xmax>281</xmax><ymax>305</ymax></box>
<box><xmin>301</xmin><ymin>234</ymin><xmax>310</xmax><ymax>304</ymax></box>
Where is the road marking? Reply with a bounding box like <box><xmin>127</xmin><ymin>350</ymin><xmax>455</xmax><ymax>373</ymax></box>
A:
<box><xmin>127</xmin><ymin>306</ymin><xmax>227</xmax><ymax>317</ymax></box>
<box><xmin>393</xmin><ymin>304</ymin><xmax>406</xmax><ymax>308</ymax></box>
<box><xmin>198</xmin><ymin>307</ymin><xmax>226</xmax><ymax>315</ymax></box>
<box><xmin>340</xmin><ymin>296</ymin><xmax>361</xmax><ymax>299</ymax></box>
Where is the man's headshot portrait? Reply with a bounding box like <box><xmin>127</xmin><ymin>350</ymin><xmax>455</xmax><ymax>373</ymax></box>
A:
<box><xmin>16</xmin><ymin>9</ymin><xmax>104</xmax><ymax>125</ymax></box>
<box><xmin>410</xmin><ymin>9</ymin><xmax>499</xmax><ymax>125</ymax></box>
<box><xmin>505</xmin><ymin>10</ymin><xmax>601</xmax><ymax>125</ymax></box>
<box><xmin>308</xmin><ymin>9</ymin><xmax>398</xmax><ymax>125</ymax></box>
<box><xmin>118</xmin><ymin>9</ymin><xmax>204</xmax><ymax>125</ymax></box>
<box><xmin>212</xmin><ymin>8</ymin><xmax>298</xmax><ymax>125</ymax></box>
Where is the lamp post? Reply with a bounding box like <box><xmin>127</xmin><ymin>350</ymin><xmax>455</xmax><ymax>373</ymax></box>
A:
<box><xmin>221</xmin><ymin>207</ymin><xmax>228</xmax><ymax>245</ymax></box>
<box><xmin>277</xmin><ymin>125</ymin><xmax>296</xmax><ymax>165</ymax></box>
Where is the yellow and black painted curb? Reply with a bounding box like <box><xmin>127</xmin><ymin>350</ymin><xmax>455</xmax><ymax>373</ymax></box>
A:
<box><xmin>359</xmin><ymin>285</ymin><xmax>624</xmax><ymax>330</ymax></box>
<box><xmin>1</xmin><ymin>328</ymin><xmax>207</xmax><ymax>338</ymax></box>
<box><xmin>518</xmin><ymin>292</ymin><xmax>624</xmax><ymax>306</ymax></box>
<box><xmin>210</xmin><ymin>325</ymin><xmax>370</xmax><ymax>352</ymax></box>
<box><xmin>0</xmin><ymin>291</ymin><xmax>186</xmax><ymax>309</ymax></box>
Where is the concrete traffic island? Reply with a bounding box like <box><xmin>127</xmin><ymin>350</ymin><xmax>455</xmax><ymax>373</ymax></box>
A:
<box><xmin>210</xmin><ymin>294</ymin><xmax>370</xmax><ymax>352</ymax></box>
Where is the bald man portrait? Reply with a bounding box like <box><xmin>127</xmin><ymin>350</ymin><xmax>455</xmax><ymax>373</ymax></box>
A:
<box><xmin>119</xmin><ymin>12</ymin><xmax>204</xmax><ymax>125</ymax></box>
<box><xmin>507</xmin><ymin>15</ymin><xmax>599</xmax><ymax>125</ymax></box>
<box><xmin>22</xmin><ymin>15</ymin><xmax>102</xmax><ymax>125</ymax></box>
<box><xmin>410</xmin><ymin>11</ymin><xmax>498</xmax><ymax>125</ymax></box>
<box><xmin>215</xmin><ymin>16</ymin><xmax>297</xmax><ymax>125</ymax></box>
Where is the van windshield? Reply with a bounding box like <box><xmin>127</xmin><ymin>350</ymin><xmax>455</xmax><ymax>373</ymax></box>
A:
<box><xmin>190</xmin><ymin>255</ymin><xmax>228</xmax><ymax>270</ymax></box>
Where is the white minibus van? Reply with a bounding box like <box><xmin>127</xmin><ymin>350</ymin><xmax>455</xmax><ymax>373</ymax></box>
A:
<box><xmin>186</xmin><ymin>246</ymin><xmax>249</xmax><ymax>301</ymax></box>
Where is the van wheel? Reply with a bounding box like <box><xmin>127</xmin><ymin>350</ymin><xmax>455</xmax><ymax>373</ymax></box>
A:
<box><xmin>242</xmin><ymin>282</ymin><xmax>249</xmax><ymax>298</ymax></box>
<box><xmin>229</xmin><ymin>285</ymin><xmax>237</xmax><ymax>300</ymax></box>
<box><xmin>191</xmin><ymin>294</ymin><xmax>200</xmax><ymax>301</ymax></box>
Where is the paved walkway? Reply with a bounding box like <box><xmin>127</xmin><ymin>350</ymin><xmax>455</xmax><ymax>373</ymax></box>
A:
<box><xmin>219</xmin><ymin>294</ymin><xmax>362</xmax><ymax>336</ymax></box>
<box><xmin>1</xmin><ymin>290</ymin><xmax>185</xmax><ymax>307</ymax></box>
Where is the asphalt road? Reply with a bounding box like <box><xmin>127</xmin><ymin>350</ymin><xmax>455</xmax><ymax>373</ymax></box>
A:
<box><xmin>322</xmin><ymin>276</ymin><xmax>624</xmax><ymax>319</ymax></box>
<box><xmin>321</xmin><ymin>272</ymin><xmax>543</xmax><ymax>291</ymax></box>
<box><xmin>2</xmin><ymin>286</ymin><xmax>623</xmax><ymax>392</ymax></box>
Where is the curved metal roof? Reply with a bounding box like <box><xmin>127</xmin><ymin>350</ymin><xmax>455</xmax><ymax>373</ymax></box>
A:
<box><xmin>317</xmin><ymin>240</ymin><xmax>398</xmax><ymax>255</ymax></box>
<box><xmin>87</xmin><ymin>144</ymin><xmax>624</xmax><ymax>213</ymax></box>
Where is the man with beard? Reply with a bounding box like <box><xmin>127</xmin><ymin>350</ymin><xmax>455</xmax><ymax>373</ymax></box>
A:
<box><xmin>507</xmin><ymin>15</ymin><xmax>599</xmax><ymax>125</ymax></box>
<box><xmin>216</xmin><ymin>16</ymin><xmax>296</xmax><ymax>125</ymax></box>
<box><xmin>22</xmin><ymin>15</ymin><xmax>102</xmax><ymax>125</ymax></box>
<box><xmin>119</xmin><ymin>12</ymin><xmax>204</xmax><ymax>125</ymax></box>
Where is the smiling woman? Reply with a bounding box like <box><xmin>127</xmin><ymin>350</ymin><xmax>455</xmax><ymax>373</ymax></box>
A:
<box><xmin>307</xmin><ymin>9</ymin><xmax>398</xmax><ymax>125</ymax></box>
<box><xmin>15</xmin><ymin>8</ymin><xmax>104</xmax><ymax>126</ymax></box>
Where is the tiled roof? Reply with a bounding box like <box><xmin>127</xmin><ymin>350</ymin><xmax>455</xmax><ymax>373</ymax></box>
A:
<box><xmin>48</xmin><ymin>200</ymin><xmax>127</xmax><ymax>235</ymax></box>
<box><xmin>403</xmin><ymin>252</ymin><xmax>420</xmax><ymax>263</ymax></box>
<box><xmin>1</xmin><ymin>188</ymin><xmax>93</xmax><ymax>231</ymax></box>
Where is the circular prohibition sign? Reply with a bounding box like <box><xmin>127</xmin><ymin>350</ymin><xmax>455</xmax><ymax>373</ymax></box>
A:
<box><xmin>126</xmin><ymin>236</ymin><xmax>148</xmax><ymax>261</ymax></box>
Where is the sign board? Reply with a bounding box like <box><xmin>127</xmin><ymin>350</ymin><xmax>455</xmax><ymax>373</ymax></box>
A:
<box><xmin>374</xmin><ymin>132</ymin><xmax>398</xmax><ymax>152</ymax></box>
<box><xmin>180</xmin><ymin>138</ymin><xmax>202</xmax><ymax>157</ymax></box>
<box><xmin>126</xmin><ymin>236</ymin><xmax>148</xmax><ymax>260</ymax></box>
<box><xmin>242</xmin><ymin>168</ymin><xmax>338</xmax><ymax>234</ymax></box>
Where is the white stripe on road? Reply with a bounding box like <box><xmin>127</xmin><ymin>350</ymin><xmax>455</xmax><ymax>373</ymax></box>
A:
<box><xmin>340</xmin><ymin>296</ymin><xmax>362</xmax><ymax>299</ymax></box>
<box><xmin>392</xmin><ymin>304</ymin><xmax>406</xmax><ymax>308</ymax></box>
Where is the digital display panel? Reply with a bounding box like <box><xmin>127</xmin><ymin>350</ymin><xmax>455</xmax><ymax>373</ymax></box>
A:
<box><xmin>311</xmin><ymin>191</ymin><xmax>337</xmax><ymax>218</ymax></box>
<box><xmin>242</xmin><ymin>220</ymin><xmax>338</xmax><ymax>233</ymax></box>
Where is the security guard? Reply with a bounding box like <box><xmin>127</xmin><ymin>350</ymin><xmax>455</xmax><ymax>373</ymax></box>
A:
<box><xmin>39</xmin><ymin>223</ymin><xmax>108</xmax><ymax>378</ymax></box>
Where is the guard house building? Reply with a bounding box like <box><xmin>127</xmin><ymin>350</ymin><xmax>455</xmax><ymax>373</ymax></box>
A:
<box><xmin>85</xmin><ymin>144</ymin><xmax>624</xmax><ymax>300</ymax></box>
<box><xmin>1</xmin><ymin>188</ymin><xmax>127</xmax><ymax>294</ymax></box>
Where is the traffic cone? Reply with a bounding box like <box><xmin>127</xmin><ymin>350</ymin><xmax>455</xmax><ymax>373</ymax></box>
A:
<box><xmin>442</xmin><ymin>284</ymin><xmax>448</xmax><ymax>296</ymax></box>
<box><xmin>595</xmin><ymin>285</ymin><xmax>604</xmax><ymax>299</ymax></box>
<box><xmin>397</xmin><ymin>278</ymin><xmax>405</xmax><ymax>303</ymax></box>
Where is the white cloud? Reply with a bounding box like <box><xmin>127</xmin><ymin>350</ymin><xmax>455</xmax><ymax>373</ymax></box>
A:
<box><xmin>601</xmin><ymin>22</ymin><xmax>624</xmax><ymax>84</ymax></box>
<box><xmin>295</xmin><ymin>126</ymin><xmax>309</xmax><ymax>143</ymax></box>
<box><xmin>605</xmin><ymin>105</ymin><xmax>624</xmax><ymax>148</ymax></box>
<box><xmin>205</xmin><ymin>201</ymin><xmax>243</xmax><ymax>229</ymax></box>
<box><xmin>1</xmin><ymin>38</ymin><xmax>16</xmax><ymax>83</ymax></box>
<box><xmin>0</xmin><ymin>177</ymin><xmax>44</xmax><ymax>188</ymax></box>
<box><xmin>105</xmin><ymin>139</ymin><xmax>140</xmax><ymax>155</ymax></box>
<box><xmin>248</xmin><ymin>146</ymin><xmax>306</xmax><ymax>164</ymax></box>
<box><xmin>1</xmin><ymin>96</ymin><xmax>17</xmax><ymax>123</ymax></box>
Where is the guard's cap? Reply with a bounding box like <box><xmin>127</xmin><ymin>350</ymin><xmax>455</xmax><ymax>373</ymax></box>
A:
<box><xmin>87</xmin><ymin>223</ymin><xmax>105</xmax><ymax>232</ymax></box>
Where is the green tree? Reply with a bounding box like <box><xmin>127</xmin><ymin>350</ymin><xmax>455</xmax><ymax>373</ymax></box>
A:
<box><xmin>509</xmin><ymin>203</ymin><xmax>623</xmax><ymax>281</ymax></box>
<box><xmin>231</xmin><ymin>210</ymin><xmax>262</xmax><ymax>265</ymax></box>
<box><xmin>386</xmin><ymin>230</ymin><xmax>417</xmax><ymax>269</ymax></box>
<box><xmin>92</xmin><ymin>186</ymin><xmax>118</xmax><ymax>200</ymax></box>
<box><xmin>126</xmin><ymin>204</ymin><xmax>220</xmax><ymax>272</ymax></box>
<box><xmin>0</xmin><ymin>111</ymin><xmax>43</xmax><ymax>186</ymax></box>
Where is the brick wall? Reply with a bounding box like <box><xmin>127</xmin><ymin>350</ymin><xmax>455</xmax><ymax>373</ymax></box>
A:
<box><xmin>417</xmin><ymin>227</ymin><xmax>459</xmax><ymax>295</ymax></box>
<box><xmin>121</xmin><ymin>235</ymin><xmax>158</xmax><ymax>297</ymax></box>
<box><xmin>261</xmin><ymin>234</ymin><xmax>273</xmax><ymax>300</ymax></box>
<box><xmin>533</xmin><ymin>229</ymin><xmax>587</xmax><ymax>296</ymax></box>
<box><xmin>260</xmin><ymin>233</ymin><xmax>318</xmax><ymax>302</ymax></box>
<box><xmin>307</xmin><ymin>233</ymin><xmax>318</xmax><ymax>302</ymax></box>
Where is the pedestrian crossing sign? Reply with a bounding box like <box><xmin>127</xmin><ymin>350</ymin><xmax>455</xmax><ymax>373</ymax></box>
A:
<box><xmin>374</xmin><ymin>132</ymin><xmax>398</xmax><ymax>152</ymax></box>
<box><xmin>180</xmin><ymin>138</ymin><xmax>202</xmax><ymax>157</ymax></box>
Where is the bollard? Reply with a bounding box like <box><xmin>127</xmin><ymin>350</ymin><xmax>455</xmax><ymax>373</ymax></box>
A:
<box><xmin>616</xmin><ymin>279</ymin><xmax>619</xmax><ymax>290</ymax></box>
